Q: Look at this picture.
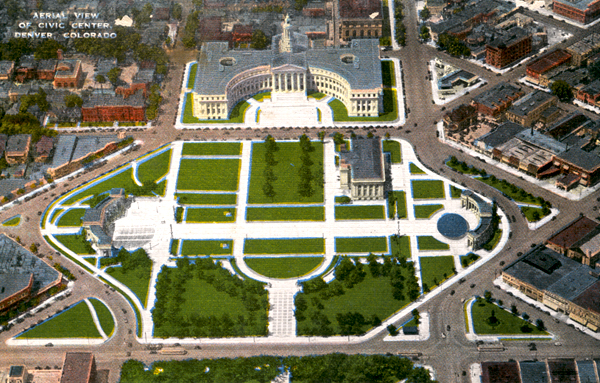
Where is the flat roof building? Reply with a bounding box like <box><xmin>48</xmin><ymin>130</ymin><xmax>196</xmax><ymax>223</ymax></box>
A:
<box><xmin>553</xmin><ymin>0</ymin><xmax>600</xmax><ymax>24</ymax></box>
<box><xmin>60</xmin><ymin>352</ymin><xmax>97</xmax><ymax>383</ymax></box>
<box><xmin>472</xmin><ymin>82</ymin><xmax>524</xmax><ymax>117</ymax></box>
<box><xmin>485</xmin><ymin>27</ymin><xmax>532</xmax><ymax>69</ymax></box>
<box><xmin>525</xmin><ymin>49</ymin><xmax>572</xmax><ymax>81</ymax></box>
<box><xmin>339</xmin><ymin>138</ymin><xmax>386</xmax><ymax>200</ymax></box>
<box><xmin>566</xmin><ymin>33</ymin><xmax>600</xmax><ymax>65</ymax></box>
<box><xmin>505</xmin><ymin>91</ymin><xmax>558</xmax><ymax>127</ymax></box>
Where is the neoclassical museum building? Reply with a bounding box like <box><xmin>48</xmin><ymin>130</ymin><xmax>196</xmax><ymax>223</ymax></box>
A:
<box><xmin>190</xmin><ymin>15</ymin><xmax>383</xmax><ymax>120</ymax></box>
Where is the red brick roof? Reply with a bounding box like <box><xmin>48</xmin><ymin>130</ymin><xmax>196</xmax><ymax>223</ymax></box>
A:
<box><xmin>547</xmin><ymin>216</ymin><xmax>599</xmax><ymax>249</ymax></box>
<box><xmin>526</xmin><ymin>49</ymin><xmax>572</xmax><ymax>76</ymax></box>
<box><xmin>60</xmin><ymin>352</ymin><xmax>94</xmax><ymax>383</ymax></box>
<box><xmin>481</xmin><ymin>361</ymin><xmax>521</xmax><ymax>383</ymax></box>
<box><xmin>572</xmin><ymin>280</ymin><xmax>600</xmax><ymax>315</ymax></box>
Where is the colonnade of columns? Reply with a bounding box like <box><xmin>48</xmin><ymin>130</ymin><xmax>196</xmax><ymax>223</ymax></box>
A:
<box><xmin>272</xmin><ymin>72</ymin><xmax>306</xmax><ymax>93</ymax></box>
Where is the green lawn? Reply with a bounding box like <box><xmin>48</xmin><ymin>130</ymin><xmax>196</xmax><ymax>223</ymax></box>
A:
<box><xmin>383</xmin><ymin>140</ymin><xmax>401</xmax><ymax>163</ymax></box>
<box><xmin>307</xmin><ymin>91</ymin><xmax>327</xmax><ymax>100</ymax></box>
<box><xmin>460</xmin><ymin>253</ymin><xmax>480</xmax><ymax>268</ymax></box>
<box><xmin>476</xmin><ymin>177</ymin><xmax>542</xmax><ymax>205</ymax></box>
<box><xmin>2</xmin><ymin>215</ymin><xmax>21</xmax><ymax>226</ymax></box>
<box><xmin>17</xmin><ymin>301</ymin><xmax>101</xmax><ymax>339</ymax></box>
<box><xmin>411</xmin><ymin>180</ymin><xmax>445</xmax><ymax>199</ymax></box>
<box><xmin>54</xmin><ymin>234</ymin><xmax>96</xmax><ymax>255</ymax></box>
<box><xmin>56</xmin><ymin>208</ymin><xmax>86</xmax><ymax>227</ymax></box>
<box><xmin>84</xmin><ymin>257</ymin><xmax>96</xmax><ymax>265</ymax></box>
<box><xmin>329</xmin><ymin>89</ymin><xmax>397</xmax><ymax>122</ymax></box>
<box><xmin>176</xmin><ymin>193</ymin><xmax>237</xmax><ymax>205</ymax></box>
<box><xmin>177</xmin><ymin>159</ymin><xmax>240</xmax><ymax>191</ymax></box>
<box><xmin>482</xmin><ymin>229</ymin><xmax>502</xmax><ymax>251</ymax></box>
<box><xmin>246</xmin><ymin>206</ymin><xmax>324</xmax><ymax>221</ymax></box>
<box><xmin>62</xmin><ymin>167</ymin><xmax>143</xmax><ymax>205</ymax></box>
<box><xmin>137</xmin><ymin>149</ymin><xmax>172</xmax><ymax>185</ymax></box>
<box><xmin>185</xmin><ymin>207</ymin><xmax>236</xmax><ymax>223</ymax></box>
<box><xmin>450</xmin><ymin>185</ymin><xmax>463</xmax><ymax>199</ymax></box>
<box><xmin>170</xmin><ymin>239</ymin><xmax>180</xmax><ymax>255</ymax></box>
<box><xmin>420</xmin><ymin>256</ymin><xmax>455</xmax><ymax>291</ymax></box>
<box><xmin>335</xmin><ymin>237</ymin><xmax>388</xmax><ymax>254</ymax></box>
<box><xmin>417</xmin><ymin>236</ymin><xmax>450</xmax><ymax>250</ymax></box>
<box><xmin>410</xmin><ymin>163</ymin><xmax>426</xmax><ymax>174</ymax></box>
<box><xmin>471</xmin><ymin>298</ymin><xmax>549</xmax><ymax>335</ymax></box>
<box><xmin>89</xmin><ymin>298</ymin><xmax>115</xmax><ymax>337</ymax></box>
<box><xmin>253</xmin><ymin>91</ymin><xmax>271</xmax><ymax>101</ymax></box>
<box><xmin>247</xmin><ymin>142</ymin><xmax>324</xmax><ymax>204</ymax></box>
<box><xmin>521</xmin><ymin>206</ymin><xmax>548</xmax><ymax>222</ymax></box>
<box><xmin>182</xmin><ymin>93</ymin><xmax>250</xmax><ymax>124</ymax></box>
<box><xmin>414</xmin><ymin>204</ymin><xmax>444</xmax><ymax>219</ymax></box>
<box><xmin>180</xmin><ymin>239</ymin><xmax>233</xmax><ymax>256</ymax></box>
<box><xmin>50</xmin><ymin>209</ymin><xmax>63</xmax><ymax>223</ymax></box>
<box><xmin>244</xmin><ymin>238</ymin><xmax>325</xmax><ymax>255</ymax></box>
<box><xmin>390</xmin><ymin>235</ymin><xmax>411</xmax><ymax>259</ymax></box>
<box><xmin>381</xmin><ymin>60</ymin><xmax>396</xmax><ymax>87</ymax></box>
<box><xmin>244</xmin><ymin>257</ymin><xmax>324</xmax><ymax>279</ymax></box>
<box><xmin>187</xmin><ymin>63</ymin><xmax>197</xmax><ymax>89</ymax></box>
<box><xmin>387</xmin><ymin>191</ymin><xmax>407</xmax><ymax>219</ymax></box>
<box><xmin>334</xmin><ymin>205</ymin><xmax>385</xmax><ymax>220</ymax></box>
<box><xmin>181</xmin><ymin>142</ymin><xmax>242</xmax><ymax>156</ymax></box>
<box><xmin>106</xmin><ymin>266</ymin><xmax>152</xmax><ymax>308</ymax></box>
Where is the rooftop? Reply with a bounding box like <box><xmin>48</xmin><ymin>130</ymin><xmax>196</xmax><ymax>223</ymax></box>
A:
<box><xmin>519</xmin><ymin>361</ymin><xmax>549</xmax><ymax>383</ymax></box>
<box><xmin>472</xmin><ymin>82</ymin><xmax>523</xmax><ymax>109</ymax></box>
<box><xmin>339</xmin><ymin>0</ymin><xmax>382</xmax><ymax>19</ymax></box>
<box><xmin>575</xmin><ymin>360</ymin><xmax>597</xmax><ymax>383</ymax></box>
<box><xmin>340</xmin><ymin>138</ymin><xmax>384</xmax><ymax>181</ymax></box>
<box><xmin>475</xmin><ymin>121</ymin><xmax>525</xmax><ymax>150</ymax></box>
<box><xmin>55</xmin><ymin>59</ymin><xmax>80</xmax><ymax>78</ymax></box>
<box><xmin>6</xmin><ymin>134</ymin><xmax>31</xmax><ymax>154</ymax></box>
<box><xmin>571</xmin><ymin>280</ymin><xmax>600</xmax><ymax>315</ymax></box>
<box><xmin>547</xmin><ymin>359</ymin><xmax>577</xmax><ymax>383</ymax></box>
<box><xmin>554</xmin><ymin>0</ymin><xmax>599</xmax><ymax>11</ymax></box>
<box><xmin>556</xmin><ymin>146</ymin><xmax>600</xmax><ymax>171</ymax></box>
<box><xmin>547</xmin><ymin>216</ymin><xmax>599</xmax><ymax>249</ymax></box>
<box><xmin>508</xmin><ymin>91</ymin><xmax>556</xmax><ymax>118</ymax></box>
<box><xmin>82</xmin><ymin>89</ymin><xmax>145</xmax><ymax>108</ymax></box>
<box><xmin>60</xmin><ymin>352</ymin><xmax>95</xmax><ymax>383</ymax></box>
<box><xmin>567</xmin><ymin>33</ymin><xmax>600</xmax><ymax>54</ymax></box>
<box><xmin>579</xmin><ymin>79</ymin><xmax>600</xmax><ymax>96</ymax></box>
<box><xmin>438</xmin><ymin>69</ymin><xmax>478</xmax><ymax>89</ymax></box>
<box><xmin>481</xmin><ymin>361</ymin><xmax>520</xmax><ymax>383</ymax></box>
<box><xmin>462</xmin><ymin>190</ymin><xmax>493</xmax><ymax>215</ymax></box>
<box><xmin>444</xmin><ymin>104</ymin><xmax>477</xmax><ymax>123</ymax></box>
<box><xmin>0</xmin><ymin>60</ymin><xmax>14</xmax><ymax>75</ymax></box>
<box><xmin>515</xmin><ymin>128</ymin><xmax>567</xmax><ymax>154</ymax></box>
<box><xmin>486</xmin><ymin>26</ymin><xmax>530</xmax><ymax>49</ymax></box>
<box><xmin>526</xmin><ymin>49</ymin><xmax>572</xmax><ymax>75</ymax></box>
<box><xmin>71</xmin><ymin>135</ymin><xmax>119</xmax><ymax>162</ymax></box>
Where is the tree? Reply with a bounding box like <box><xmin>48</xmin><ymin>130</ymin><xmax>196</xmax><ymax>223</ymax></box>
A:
<box><xmin>484</xmin><ymin>290</ymin><xmax>493</xmax><ymax>302</ymax></box>
<box><xmin>95</xmin><ymin>74</ymin><xmax>106</xmax><ymax>93</ymax></box>
<box><xmin>251</xmin><ymin>29</ymin><xmax>269</xmax><ymax>50</ymax></box>
<box><xmin>29</xmin><ymin>243</ymin><xmax>38</xmax><ymax>253</ymax></box>
<box><xmin>387</xmin><ymin>324</ymin><xmax>399</xmax><ymax>336</ymax></box>
<box><xmin>535</xmin><ymin>319</ymin><xmax>545</xmax><ymax>331</ymax></box>
<box><xmin>64</xmin><ymin>94</ymin><xmax>83</xmax><ymax>108</ymax></box>
<box><xmin>419</xmin><ymin>25</ymin><xmax>430</xmax><ymax>41</ymax></box>
<box><xmin>34</xmin><ymin>39</ymin><xmax>66</xmax><ymax>60</ymax></box>
<box><xmin>511</xmin><ymin>304</ymin><xmax>518</xmax><ymax>315</ymax></box>
<box><xmin>419</xmin><ymin>6</ymin><xmax>431</xmax><ymax>20</ymax></box>
<box><xmin>172</xmin><ymin>3</ymin><xmax>183</xmax><ymax>20</ymax></box>
<box><xmin>550</xmin><ymin>80</ymin><xmax>573</xmax><ymax>102</ymax></box>
<box><xmin>532</xmin><ymin>210</ymin><xmax>540</xmax><ymax>221</ymax></box>
<box><xmin>107</xmin><ymin>67</ymin><xmax>122</xmax><ymax>85</ymax></box>
<box><xmin>262</xmin><ymin>181</ymin><xmax>275</xmax><ymax>201</ymax></box>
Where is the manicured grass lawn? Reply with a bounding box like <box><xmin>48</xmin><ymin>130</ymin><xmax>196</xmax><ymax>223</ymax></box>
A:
<box><xmin>56</xmin><ymin>208</ymin><xmax>86</xmax><ymax>227</ymax></box>
<box><xmin>450</xmin><ymin>185</ymin><xmax>463</xmax><ymax>199</ymax></box>
<box><xmin>246</xmin><ymin>206</ymin><xmax>324</xmax><ymax>221</ymax></box>
<box><xmin>420</xmin><ymin>256</ymin><xmax>455</xmax><ymax>291</ymax></box>
<box><xmin>187</xmin><ymin>63</ymin><xmax>197</xmax><ymax>89</ymax></box>
<box><xmin>329</xmin><ymin>89</ymin><xmax>397</xmax><ymax>122</ymax></box>
<box><xmin>137</xmin><ymin>149</ymin><xmax>172</xmax><ymax>185</ymax></box>
<box><xmin>2</xmin><ymin>215</ymin><xmax>21</xmax><ymax>226</ymax></box>
<box><xmin>244</xmin><ymin>256</ymin><xmax>324</xmax><ymax>279</ymax></box>
<box><xmin>411</xmin><ymin>180</ymin><xmax>445</xmax><ymax>199</ymax></box>
<box><xmin>89</xmin><ymin>298</ymin><xmax>115</xmax><ymax>337</ymax></box>
<box><xmin>84</xmin><ymin>257</ymin><xmax>96</xmax><ymax>265</ymax></box>
<box><xmin>181</xmin><ymin>142</ymin><xmax>242</xmax><ymax>156</ymax></box>
<box><xmin>244</xmin><ymin>238</ymin><xmax>325</xmax><ymax>255</ymax></box>
<box><xmin>185</xmin><ymin>207</ymin><xmax>236</xmax><ymax>223</ymax></box>
<box><xmin>387</xmin><ymin>191</ymin><xmax>407</xmax><ymax>219</ymax></box>
<box><xmin>50</xmin><ymin>209</ymin><xmax>63</xmax><ymax>223</ymax></box>
<box><xmin>471</xmin><ymin>298</ymin><xmax>548</xmax><ymax>335</ymax></box>
<box><xmin>62</xmin><ymin>167</ymin><xmax>143</xmax><ymax>205</ymax></box>
<box><xmin>335</xmin><ymin>205</ymin><xmax>385</xmax><ymax>220</ymax></box>
<box><xmin>335</xmin><ymin>196</ymin><xmax>351</xmax><ymax>203</ymax></box>
<box><xmin>182</xmin><ymin>93</ymin><xmax>250</xmax><ymax>124</ymax></box>
<box><xmin>180</xmin><ymin>239</ymin><xmax>233</xmax><ymax>256</ymax></box>
<box><xmin>521</xmin><ymin>206</ymin><xmax>548</xmax><ymax>222</ymax></box>
<box><xmin>390</xmin><ymin>235</ymin><xmax>411</xmax><ymax>259</ymax></box>
<box><xmin>381</xmin><ymin>60</ymin><xmax>396</xmax><ymax>87</ymax></box>
<box><xmin>248</xmin><ymin>142</ymin><xmax>324</xmax><ymax>204</ymax></box>
<box><xmin>155</xmin><ymin>180</ymin><xmax>166</xmax><ymax>197</ymax></box>
<box><xmin>170</xmin><ymin>239</ymin><xmax>180</xmax><ymax>255</ymax></box>
<box><xmin>476</xmin><ymin>177</ymin><xmax>542</xmax><ymax>205</ymax></box>
<box><xmin>335</xmin><ymin>237</ymin><xmax>388</xmax><ymax>254</ymax></box>
<box><xmin>54</xmin><ymin>234</ymin><xmax>95</xmax><ymax>255</ymax></box>
<box><xmin>460</xmin><ymin>253</ymin><xmax>480</xmax><ymax>268</ymax></box>
<box><xmin>17</xmin><ymin>301</ymin><xmax>101</xmax><ymax>339</ymax></box>
<box><xmin>383</xmin><ymin>140</ymin><xmax>401</xmax><ymax>163</ymax></box>
<box><xmin>414</xmin><ymin>204</ymin><xmax>444</xmax><ymax>219</ymax></box>
<box><xmin>482</xmin><ymin>229</ymin><xmax>502</xmax><ymax>251</ymax></box>
<box><xmin>253</xmin><ymin>91</ymin><xmax>271</xmax><ymax>101</ymax></box>
<box><xmin>403</xmin><ymin>316</ymin><xmax>419</xmax><ymax>328</ymax></box>
<box><xmin>106</xmin><ymin>266</ymin><xmax>152</xmax><ymax>308</ymax></box>
<box><xmin>177</xmin><ymin>159</ymin><xmax>240</xmax><ymax>191</ymax></box>
<box><xmin>176</xmin><ymin>193</ymin><xmax>237</xmax><ymax>205</ymax></box>
<box><xmin>307</xmin><ymin>91</ymin><xmax>327</xmax><ymax>100</ymax></box>
<box><xmin>417</xmin><ymin>236</ymin><xmax>450</xmax><ymax>250</ymax></box>
<box><xmin>410</xmin><ymin>163</ymin><xmax>426</xmax><ymax>174</ymax></box>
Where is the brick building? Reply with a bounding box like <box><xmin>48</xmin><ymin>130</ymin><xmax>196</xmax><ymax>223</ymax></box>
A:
<box><xmin>553</xmin><ymin>0</ymin><xmax>600</xmax><ymax>24</ymax></box>
<box><xmin>505</xmin><ymin>91</ymin><xmax>558</xmax><ymax>127</ymax></box>
<box><xmin>471</xmin><ymin>82</ymin><xmax>524</xmax><ymax>117</ymax></box>
<box><xmin>442</xmin><ymin>104</ymin><xmax>477</xmax><ymax>132</ymax></box>
<box><xmin>575</xmin><ymin>79</ymin><xmax>600</xmax><ymax>107</ymax></box>
<box><xmin>485</xmin><ymin>27</ymin><xmax>532</xmax><ymax>69</ymax></box>
<box><xmin>81</xmin><ymin>89</ymin><xmax>146</xmax><ymax>122</ymax></box>
<box><xmin>339</xmin><ymin>0</ymin><xmax>383</xmax><ymax>41</ymax></box>
<box><xmin>53</xmin><ymin>59</ymin><xmax>83</xmax><ymax>89</ymax></box>
<box><xmin>525</xmin><ymin>49</ymin><xmax>572</xmax><ymax>82</ymax></box>
<box><xmin>4</xmin><ymin>134</ymin><xmax>31</xmax><ymax>165</ymax></box>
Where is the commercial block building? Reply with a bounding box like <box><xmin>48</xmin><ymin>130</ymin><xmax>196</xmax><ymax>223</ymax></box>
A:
<box><xmin>525</xmin><ymin>49</ymin><xmax>572</xmax><ymax>82</ymax></box>
<box><xmin>553</xmin><ymin>0</ymin><xmax>600</xmax><ymax>24</ymax></box>
<box><xmin>505</xmin><ymin>91</ymin><xmax>558</xmax><ymax>127</ymax></box>
<box><xmin>338</xmin><ymin>0</ymin><xmax>383</xmax><ymax>41</ymax></box>
<box><xmin>4</xmin><ymin>134</ymin><xmax>31</xmax><ymax>165</ymax></box>
<box><xmin>566</xmin><ymin>33</ymin><xmax>600</xmax><ymax>65</ymax></box>
<box><xmin>471</xmin><ymin>82</ymin><xmax>524</xmax><ymax>117</ymax></box>
<box><xmin>81</xmin><ymin>89</ymin><xmax>146</xmax><ymax>122</ymax></box>
<box><xmin>442</xmin><ymin>104</ymin><xmax>477</xmax><ymax>132</ymax></box>
<box><xmin>485</xmin><ymin>27</ymin><xmax>532</xmax><ymax>69</ymax></box>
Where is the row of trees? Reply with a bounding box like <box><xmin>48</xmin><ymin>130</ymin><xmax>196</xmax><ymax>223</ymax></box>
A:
<box><xmin>437</xmin><ymin>33</ymin><xmax>471</xmax><ymax>57</ymax></box>
<box><xmin>152</xmin><ymin>258</ymin><xmax>268</xmax><ymax>338</ymax></box>
<box><xmin>262</xmin><ymin>135</ymin><xmax>278</xmax><ymax>201</ymax></box>
<box><xmin>394</xmin><ymin>0</ymin><xmax>407</xmax><ymax>46</ymax></box>
<box><xmin>298</xmin><ymin>134</ymin><xmax>316</xmax><ymax>198</ymax></box>
<box><xmin>182</xmin><ymin>11</ymin><xmax>201</xmax><ymax>49</ymax></box>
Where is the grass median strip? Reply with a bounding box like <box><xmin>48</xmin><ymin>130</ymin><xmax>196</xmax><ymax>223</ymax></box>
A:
<box><xmin>409</xmin><ymin>163</ymin><xmax>426</xmax><ymax>174</ymax></box>
<box><xmin>2</xmin><ymin>215</ymin><xmax>21</xmax><ymax>226</ymax></box>
<box><xmin>335</xmin><ymin>205</ymin><xmax>385</xmax><ymax>220</ymax></box>
<box><xmin>244</xmin><ymin>256</ymin><xmax>324</xmax><ymax>279</ymax></box>
<box><xmin>176</xmin><ymin>193</ymin><xmax>237</xmax><ymax>205</ymax></box>
<box><xmin>244</xmin><ymin>238</ymin><xmax>325</xmax><ymax>255</ymax></box>
<box><xmin>246</xmin><ymin>206</ymin><xmax>324</xmax><ymax>221</ymax></box>
<box><xmin>335</xmin><ymin>237</ymin><xmax>388</xmax><ymax>253</ymax></box>
<box><xmin>182</xmin><ymin>142</ymin><xmax>242</xmax><ymax>156</ymax></box>
<box><xmin>89</xmin><ymin>298</ymin><xmax>115</xmax><ymax>337</ymax></box>
<box><xmin>56</xmin><ymin>208</ymin><xmax>86</xmax><ymax>227</ymax></box>
<box><xmin>137</xmin><ymin>149</ymin><xmax>172</xmax><ymax>185</ymax></box>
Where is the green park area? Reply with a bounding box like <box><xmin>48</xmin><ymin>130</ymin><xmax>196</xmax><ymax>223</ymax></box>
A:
<box><xmin>244</xmin><ymin>256</ymin><xmax>323</xmax><ymax>279</ymax></box>
<box><xmin>2</xmin><ymin>215</ymin><xmax>20</xmax><ymax>226</ymax></box>
<box><xmin>246</xmin><ymin>206</ymin><xmax>324</xmax><ymax>221</ymax></box>
<box><xmin>244</xmin><ymin>238</ymin><xmax>325</xmax><ymax>255</ymax></box>
<box><xmin>476</xmin><ymin>176</ymin><xmax>548</xmax><ymax>207</ymax></box>
<box><xmin>482</xmin><ymin>229</ymin><xmax>503</xmax><ymax>251</ymax></box>
<box><xmin>185</xmin><ymin>208</ymin><xmax>236</xmax><ymax>223</ymax></box>
<box><xmin>387</xmin><ymin>191</ymin><xmax>407</xmax><ymax>219</ymax></box>
<box><xmin>417</xmin><ymin>236</ymin><xmax>450</xmax><ymax>251</ymax></box>
<box><xmin>180</xmin><ymin>239</ymin><xmax>233</xmax><ymax>256</ymax></box>
<box><xmin>329</xmin><ymin>89</ymin><xmax>397</xmax><ymax>122</ymax></box>
<box><xmin>182</xmin><ymin>93</ymin><xmax>250</xmax><ymax>124</ymax></box>
<box><xmin>253</xmin><ymin>92</ymin><xmax>271</xmax><ymax>102</ymax></box>
<box><xmin>176</xmin><ymin>193</ymin><xmax>237</xmax><ymax>205</ymax></box>
<box><xmin>414</xmin><ymin>204</ymin><xmax>444</xmax><ymax>219</ymax></box>
<box><xmin>89</xmin><ymin>298</ymin><xmax>115</xmax><ymax>337</ymax></box>
<box><xmin>460</xmin><ymin>253</ymin><xmax>480</xmax><ymax>268</ymax></box>
<box><xmin>409</xmin><ymin>163</ymin><xmax>426</xmax><ymax>174</ymax></box>
<box><xmin>182</xmin><ymin>142</ymin><xmax>242</xmax><ymax>156</ymax></box>
<box><xmin>335</xmin><ymin>205</ymin><xmax>385</xmax><ymax>220</ymax></box>
<box><xmin>136</xmin><ymin>149</ymin><xmax>172</xmax><ymax>185</ymax></box>
<box><xmin>390</xmin><ymin>235</ymin><xmax>411</xmax><ymax>259</ymax></box>
<box><xmin>412</xmin><ymin>180</ymin><xmax>445</xmax><ymax>199</ymax></box>
<box><xmin>471</xmin><ymin>298</ymin><xmax>549</xmax><ymax>335</ymax></box>
<box><xmin>177</xmin><ymin>159</ymin><xmax>240</xmax><ymax>191</ymax></box>
<box><xmin>450</xmin><ymin>185</ymin><xmax>463</xmax><ymax>199</ymax></box>
<box><xmin>50</xmin><ymin>209</ymin><xmax>63</xmax><ymax>223</ymax></box>
<box><xmin>187</xmin><ymin>63</ymin><xmax>197</xmax><ymax>89</ymax></box>
<box><xmin>383</xmin><ymin>140</ymin><xmax>401</xmax><ymax>163</ymax></box>
<box><xmin>17</xmin><ymin>301</ymin><xmax>102</xmax><ymax>339</ymax></box>
<box><xmin>381</xmin><ymin>60</ymin><xmax>396</xmax><ymax>87</ymax></box>
<box><xmin>170</xmin><ymin>240</ymin><xmax>179</xmax><ymax>255</ymax></box>
<box><xmin>420</xmin><ymin>256</ymin><xmax>455</xmax><ymax>292</ymax></box>
<box><xmin>54</xmin><ymin>234</ymin><xmax>95</xmax><ymax>255</ymax></box>
<box><xmin>56</xmin><ymin>208</ymin><xmax>86</xmax><ymax>227</ymax></box>
<box><xmin>521</xmin><ymin>206</ymin><xmax>548</xmax><ymax>222</ymax></box>
<box><xmin>335</xmin><ymin>237</ymin><xmax>388</xmax><ymax>254</ymax></box>
<box><xmin>153</xmin><ymin>259</ymin><xmax>268</xmax><ymax>337</ymax></box>
<box><xmin>106</xmin><ymin>254</ymin><xmax>152</xmax><ymax>309</ymax></box>
<box><xmin>296</xmin><ymin>256</ymin><xmax>420</xmax><ymax>336</ymax></box>
<box><xmin>247</xmin><ymin>141</ymin><xmax>324</xmax><ymax>204</ymax></box>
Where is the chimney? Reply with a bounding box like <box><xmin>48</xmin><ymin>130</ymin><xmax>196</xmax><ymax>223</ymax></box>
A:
<box><xmin>57</xmin><ymin>49</ymin><xmax>63</xmax><ymax>60</ymax></box>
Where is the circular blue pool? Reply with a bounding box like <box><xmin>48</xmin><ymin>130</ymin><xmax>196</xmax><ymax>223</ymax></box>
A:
<box><xmin>437</xmin><ymin>213</ymin><xmax>468</xmax><ymax>239</ymax></box>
